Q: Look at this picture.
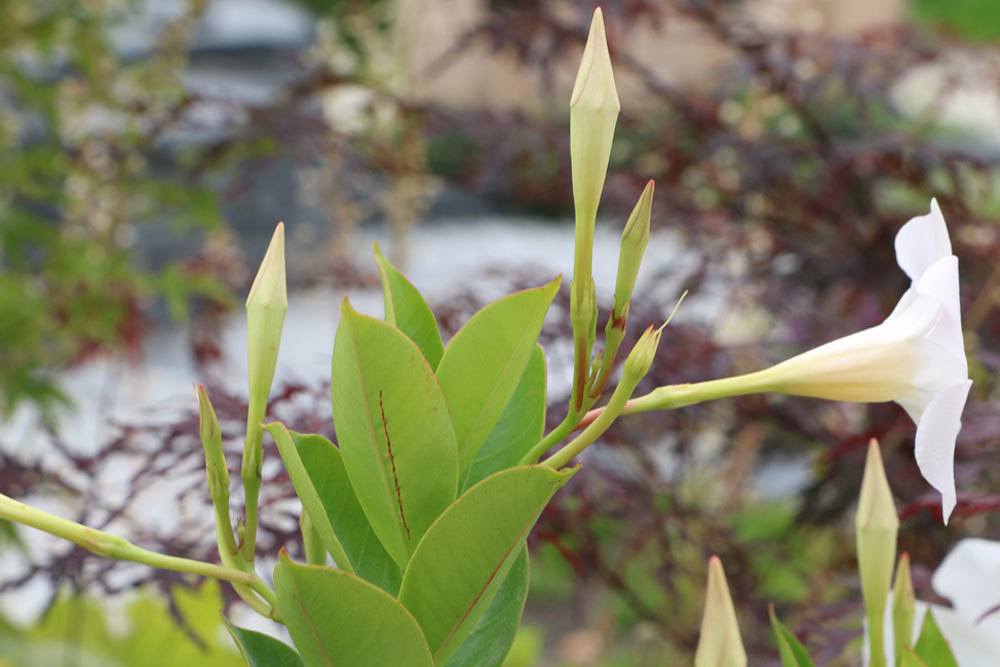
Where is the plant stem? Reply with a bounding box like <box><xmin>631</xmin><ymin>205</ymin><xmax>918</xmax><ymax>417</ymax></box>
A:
<box><xmin>300</xmin><ymin>513</ymin><xmax>326</xmax><ymax>566</ymax></box>
<box><xmin>575</xmin><ymin>370</ymin><xmax>774</xmax><ymax>430</ymax></box>
<box><xmin>520</xmin><ymin>411</ymin><xmax>582</xmax><ymax>465</ymax></box>
<box><xmin>543</xmin><ymin>373</ymin><xmax>641</xmax><ymax>469</ymax></box>
<box><xmin>0</xmin><ymin>493</ymin><xmax>278</xmax><ymax>617</ymax></box>
<box><xmin>241</xmin><ymin>421</ymin><xmax>263</xmax><ymax>563</ymax></box>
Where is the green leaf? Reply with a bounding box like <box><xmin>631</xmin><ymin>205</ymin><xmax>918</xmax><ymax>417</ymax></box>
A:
<box><xmin>273</xmin><ymin>556</ymin><xmax>434</xmax><ymax>667</ymax></box>
<box><xmin>768</xmin><ymin>606</ymin><xmax>814</xmax><ymax>667</ymax></box>
<box><xmin>400</xmin><ymin>464</ymin><xmax>576</xmax><ymax>663</ymax></box>
<box><xmin>374</xmin><ymin>242</ymin><xmax>444</xmax><ymax>367</ymax></box>
<box><xmin>899</xmin><ymin>648</ymin><xmax>929</xmax><ymax>667</ymax></box>
<box><xmin>265</xmin><ymin>425</ymin><xmax>400</xmax><ymax>593</ymax></box>
<box><xmin>464</xmin><ymin>344</ymin><xmax>547</xmax><ymax>490</ymax></box>
<box><xmin>331</xmin><ymin>300</ymin><xmax>459</xmax><ymax>567</ymax></box>
<box><xmin>225</xmin><ymin>621</ymin><xmax>303</xmax><ymax>667</ymax></box>
<box><xmin>445</xmin><ymin>547</ymin><xmax>530</xmax><ymax>667</ymax></box>
<box><xmin>437</xmin><ymin>279</ymin><xmax>560</xmax><ymax>474</ymax></box>
<box><xmin>913</xmin><ymin>610</ymin><xmax>959</xmax><ymax>667</ymax></box>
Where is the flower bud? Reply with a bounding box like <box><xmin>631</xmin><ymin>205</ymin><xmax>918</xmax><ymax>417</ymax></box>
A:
<box><xmin>892</xmin><ymin>552</ymin><xmax>916</xmax><ymax>657</ymax></box>
<box><xmin>622</xmin><ymin>324</ymin><xmax>662</xmax><ymax>385</ymax></box>
<box><xmin>197</xmin><ymin>384</ymin><xmax>238</xmax><ymax>559</ymax></box>
<box><xmin>856</xmin><ymin>438</ymin><xmax>899</xmax><ymax>667</ymax></box>
<box><xmin>197</xmin><ymin>385</ymin><xmax>228</xmax><ymax>491</ymax></box>
<box><xmin>245</xmin><ymin>223</ymin><xmax>288</xmax><ymax>421</ymax></box>
<box><xmin>612</xmin><ymin>180</ymin><xmax>654</xmax><ymax>320</ymax></box>
<box><xmin>695</xmin><ymin>556</ymin><xmax>747</xmax><ymax>667</ymax></box>
<box><xmin>570</xmin><ymin>8</ymin><xmax>620</xmax><ymax>285</ymax></box>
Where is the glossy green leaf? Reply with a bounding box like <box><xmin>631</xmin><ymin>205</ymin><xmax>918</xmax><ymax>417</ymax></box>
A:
<box><xmin>374</xmin><ymin>242</ymin><xmax>444</xmax><ymax>366</ymax></box>
<box><xmin>463</xmin><ymin>344</ymin><xmax>546</xmax><ymax>490</ymax></box>
<box><xmin>437</xmin><ymin>279</ymin><xmax>560</xmax><ymax>473</ymax></box>
<box><xmin>273</xmin><ymin>556</ymin><xmax>434</xmax><ymax>667</ymax></box>
<box><xmin>768</xmin><ymin>606</ymin><xmax>814</xmax><ymax>667</ymax></box>
<box><xmin>225</xmin><ymin>621</ymin><xmax>303</xmax><ymax>667</ymax></box>
<box><xmin>400</xmin><ymin>464</ymin><xmax>576</xmax><ymax>663</ymax></box>
<box><xmin>266</xmin><ymin>425</ymin><xmax>400</xmax><ymax>593</ymax></box>
<box><xmin>899</xmin><ymin>648</ymin><xmax>929</xmax><ymax>667</ymax></box>
<box><xmin>445</xmin><ymin>547</ymin><xmax>530</xmax><ymax>667</ymax></box>
<box><xmin>913</xmin><ymin>610</ymin><xmax>959</xmax><ymax>667</ymax></box>
<box><xmin>331</xmin><ymin>301</ymin><xmax>459</xmax><ymax>567</ymax></box>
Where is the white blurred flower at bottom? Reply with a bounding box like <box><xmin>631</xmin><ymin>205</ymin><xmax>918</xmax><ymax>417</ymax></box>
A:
<box><xmin>869</xmin><ymin>539</ymin><xmax>1000</xmax><ymax>666</ymax></box>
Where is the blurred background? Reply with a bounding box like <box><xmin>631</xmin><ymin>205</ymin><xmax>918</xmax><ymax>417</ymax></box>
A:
<box><xmin>0</xmin><ymin>0</ymin><xmax>998</xmax><ymax>665</ymax></box>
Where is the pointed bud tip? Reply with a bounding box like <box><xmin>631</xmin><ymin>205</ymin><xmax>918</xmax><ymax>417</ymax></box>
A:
<box><xmin>246</xmin><ymin>223</ymin><xmax>288</xmax><ymax>309</ymax></box>
<box><xmin>696</xmin><ymin>556</ymin><xmax>747</xmax><ymax>667</ymax></box>
<box><xmin>570</xmin><ymin>6</ymin><xmax>620</xmax><ymax>112</ymax></box>
<box><xmin>857</xmin><ymin>438</ymin><xmax>899</xmax><ymax>531</ymax></box>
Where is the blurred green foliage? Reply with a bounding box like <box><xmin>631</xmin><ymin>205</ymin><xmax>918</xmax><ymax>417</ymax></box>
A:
<box><xmin>912</xmin><ymin>0</ymin><xmax>1000</xmax><ymax>42</ymax></box>
<box><xmin>0</xmin><ymin>582</ymin><xmax>243</xmax><ymax>666</ymax></box>
<box><xmin>0</xmin><ymin>0</ymin><xmax>228</xmax><ymax>416</ymax></box>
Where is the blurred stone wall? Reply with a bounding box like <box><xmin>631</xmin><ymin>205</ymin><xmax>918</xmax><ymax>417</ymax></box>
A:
<box><xmin>395</xmin><ymin>0</ymin><xmax>906</xmax><ymax>112</ymax></box>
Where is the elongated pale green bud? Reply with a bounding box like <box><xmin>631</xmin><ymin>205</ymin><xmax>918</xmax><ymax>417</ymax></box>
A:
<box><xmin>570</xmin><ymin>7</ymin><xmax>619</xmax><ymax>293</ymax></box>
<box><xmin>612</xmin><ymin>180</ymin><xmax>654</xmax><ymax>320</ymax></box>
<box><xmin>242</xmin><ymin>222</ymin><xmax>287</xmax><ymax>560</ymax></box>
<box><xmin>856</xmin><ymin>439</ymin><xmax>899</xmax><ymax>667</ymax></box>
<box><xmin>198</xmin><ymin>385</ymin><xmax>238</xmax><ymax>560</ymax></box>
<box><xmin>568</xmin><ymin>8</ymin><xmax>618</xmax><ymax>417</ymax></box>
<box><xmin>694</xmin><ymin>556</ymin><xmax>747</xmax><ymax>667</ymax></box>
<box><xmin>246</xmin><ymin>223</ymin><xmax>287</xmax><ymax>421</ymax></box>
<box><xmin>198</xmin><ymin>385</ymin><xmax>230</xmax><ymax>496</ymax></box>
<box><xmin>893</xmin><ymin>552</ymin><xmax>916</xmax><ymax>658</ymax></box>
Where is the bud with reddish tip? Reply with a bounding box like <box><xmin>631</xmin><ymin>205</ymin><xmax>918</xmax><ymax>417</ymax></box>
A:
<box><xmin>694</xmin><ymin>556</ymin><xmax>747</xmax><ymax>667</ymax></box>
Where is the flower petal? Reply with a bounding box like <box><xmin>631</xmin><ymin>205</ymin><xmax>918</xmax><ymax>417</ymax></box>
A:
<box><xmin>914</xmin><ymin>379</ymin><xmax>972</xmax><ymax>524</ymax></box>
<box><xmin>894</xmin><ymin>198</ymin><xmax>952</xmax><ymax>281</ymax></box>
<box><xmin>932</xmin><ymin>538</ymin><xmax>1000</xmax><ymax>637</ymax></box>
<box><xmin>914</xmin><ymin>255</ymin><xmax>965</xmax><ymax>365</ymax></box>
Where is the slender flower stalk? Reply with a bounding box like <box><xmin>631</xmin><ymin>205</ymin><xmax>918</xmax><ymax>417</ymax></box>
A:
<box><xmin>0</xmin><ymin>492</ymin><xmax>277</xmax><ymax>616</ymax></box>
<box><xmin>694</xmin><ymin>556</ymin><xmax>747</xmax><ymax>667</ymax></box>
<box><xmin>242</xmin><ymin>223</ymin><xmax>288</xmax><ymax>561</ymax></box>
<box><xmin>856</xmin><ymin>439</ymin><xmax>899</xmax><ymax>667</ymax></box>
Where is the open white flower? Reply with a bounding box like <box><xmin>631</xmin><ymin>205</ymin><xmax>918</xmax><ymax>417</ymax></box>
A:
<box><xmin>760</xmin><ymin>200</ymin><xmax>971</xmax><ymax>522</ymax></box>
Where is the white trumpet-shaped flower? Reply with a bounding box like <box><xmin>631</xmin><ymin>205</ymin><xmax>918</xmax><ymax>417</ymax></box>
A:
<box><xmin>760</xmin><ymin>200</ymin><xmax>971</xmax><ymax>522</ymax></box>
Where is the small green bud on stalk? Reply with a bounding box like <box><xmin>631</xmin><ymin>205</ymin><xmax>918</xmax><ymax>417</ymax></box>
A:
<box><xmin>856</xmin><ymin>439</ymin><xmax>899</xmax><ymax>667</ymax></box>
<box><xmin>612</xmin><ymin>180</ymin><xmax>653</xmax><ymax>319</ymax></box>
<box><xmin>242</xmin><ymin>222</ymin><xmax>288</xmax><ymax>561</ymax></box>
<box><xmin>591</xmin><ymin>181</ymin><xmax>655</xmax><ymax>398</ymax></box>
<box><xmin>544</xmin><ymin>323</ymin><xmax>662</xmax><ymax>470</ymax></box>
<box><xmin>197</xmin><ymin>385</ymin><xmax>238</xmax><ymax>561</ymax></box>
<box><xmin>892</xmin><ymin>552</ymin><xmax>916</xmax><ymax>658</ymax></box>
<box><xmin>694</xmin><ymin>556</ymin><xmax>747</xmax><ymax>667</ymax></box>
<box><xmin>622</xmin><ymin>324</ymin><xmax>662</xmax><ymax>383</ymax></box>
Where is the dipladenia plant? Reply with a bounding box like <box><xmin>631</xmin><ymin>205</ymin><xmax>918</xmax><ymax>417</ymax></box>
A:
<box><xmin>0</xmin><ymin>8</ymin><xmax>973</xmax><ymax>666</ymax></box>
